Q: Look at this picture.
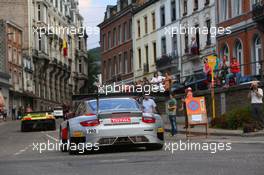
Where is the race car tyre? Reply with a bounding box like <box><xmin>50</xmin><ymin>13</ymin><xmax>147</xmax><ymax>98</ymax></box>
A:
<box><xmin>67</xmin><ymin>128</ymin><xmax>79</xmax><ymax>155</ymax></box>
<box><xmin>146</xmin><ymin>144</ymin><xmax>164</xmax><ymax>151</ymax></box>
<box><xmin>21</xmin><ymin>122</ymin><xmax>29</xmax><ymax>132</ymax></box>
<box><xmin>21</xmin><ymin>122</ymin><xmax>26</xmax><ymax>132</ymax></box>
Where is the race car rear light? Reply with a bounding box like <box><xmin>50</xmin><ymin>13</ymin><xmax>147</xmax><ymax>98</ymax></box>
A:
<box><xmin>142</xmin><ymin>117</ymin><xmax>156</xmax><ymax>123</ymax></box>
<box><xmin>80</xmin><ymin>119</ymin><xmax>100</xmax><ymax>127</ymax></box>
<box><xmin>23</xmin><ymin>118</ymin><xmax>32</xmax><ymax>121</ymax></box>
<box><xmin>84</xmin><ymin>113</ymin><xmax>95</xmax><ymax>116</ymax></box>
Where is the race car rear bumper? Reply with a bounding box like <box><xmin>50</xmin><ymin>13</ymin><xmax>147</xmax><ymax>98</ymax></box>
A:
<box><xmin>21</xmin><ymin>119</ymin><xmax>55</xmax><ymax>131</ymax></box>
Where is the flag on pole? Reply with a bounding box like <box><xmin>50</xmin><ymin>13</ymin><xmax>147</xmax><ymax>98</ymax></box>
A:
<box><xmin>63</xmin><ymin>39</ymin><xmax>68</xmax><ymax>57</ymax></box>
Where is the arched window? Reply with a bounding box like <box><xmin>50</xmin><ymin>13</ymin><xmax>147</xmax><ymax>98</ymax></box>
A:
<box><xmin>220</xmin><ymin>44</ymin><xmax>230</xmax><ymax>64</ymax></box>
<box><xmin>234</xmin><ymin>40</ymin><xmax>244</xmax><ymax>75</ymax></box>
<box><xmin>252</xmin><ymin>35</ymin><xmax>262</xmax><ymax>75</ymax></box>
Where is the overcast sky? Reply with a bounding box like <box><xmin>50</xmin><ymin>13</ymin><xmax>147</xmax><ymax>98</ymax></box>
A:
<box><xmin>79</xmin><ymin>0</ymin><xmax>116</xmax><ymax>50</ymax></box>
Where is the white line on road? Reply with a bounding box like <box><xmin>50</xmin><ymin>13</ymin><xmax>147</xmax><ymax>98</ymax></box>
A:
<box><xmin>45</xmin><ymin>134</ymin><xmax>59</xmax><ymax>142</ymax></box>
<box><xmin>99</xmin><ymin>159</ymin><xmax>127</xmax><ymax>163</ymax></box>
<box><xmin>14</xmin><ymin>146</ymin><xmax>30</xmax><ymax>156</ymax></box>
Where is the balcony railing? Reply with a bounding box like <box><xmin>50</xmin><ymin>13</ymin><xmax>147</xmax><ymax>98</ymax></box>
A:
<box><xmin>156</xmin><ymin>52</ymin><xmax>179</xmax><ymax>71</ymax></box>
<box><xmin>252</xmin><ymin>1</ymin><xmax>264</xmax><ymax>21</ymax></box>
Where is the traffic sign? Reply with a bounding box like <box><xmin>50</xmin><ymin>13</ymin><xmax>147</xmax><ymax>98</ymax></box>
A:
<box><xmin>207</xmin><ymin>55</ymin><xmax>217</xmax><ymax>71</ymax></box>
<box><xmin>185</xmin><ymin>97</ymin><xmax>208</xmax><ymax>138</ymax></box>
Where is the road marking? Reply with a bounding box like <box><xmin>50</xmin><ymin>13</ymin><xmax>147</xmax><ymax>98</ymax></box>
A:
<box><xmin>45</xmin><ymin>134</ymin><xmax>59</xmax><ymax>142</ymax></box>
<box><xmin>99</xmin><ymin>159</ymin><xmax>127</xmax><ymax>163</ymax></box>
<box><xmin>206</xmin><ymin>139</ymin><xmax>264</xmax><ymax>144</ymax></box>
<box><xmin>14</xmin><ymin>146</ymin><xmax>30</xmax><ymax>156</ymax></box>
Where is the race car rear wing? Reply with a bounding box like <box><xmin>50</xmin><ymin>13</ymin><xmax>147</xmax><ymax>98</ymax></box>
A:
<box><xmin>72</xmin><ymin>92</ymin><xmax>169</xmax><ymax>101</ymax></box>
<box><xmin>72</xmin><ymin>92</ymin><xmax>169</xmax><ymax>115</ymax></box>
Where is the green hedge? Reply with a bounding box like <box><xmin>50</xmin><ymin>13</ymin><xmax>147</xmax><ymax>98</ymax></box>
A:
<box><xmin>211</xmin><ymin>106</ymin><xmax>256</xmax><ymax>130</ymax></box>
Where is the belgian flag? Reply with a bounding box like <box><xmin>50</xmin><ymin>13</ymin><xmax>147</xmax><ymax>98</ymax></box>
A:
<box><xmin>63</xmin><ymin>39</ymin><xmax>68</xmax><ymax>57</ymax></box>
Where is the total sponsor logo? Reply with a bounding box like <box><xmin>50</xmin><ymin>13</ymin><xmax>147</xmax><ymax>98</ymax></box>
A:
<box><xmin>111</xmin><ymin>117</ymin><xmax>131</xmax><ymax>123</ymax></box>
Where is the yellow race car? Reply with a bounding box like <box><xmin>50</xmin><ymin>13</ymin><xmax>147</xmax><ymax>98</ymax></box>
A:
<box><xmin>21</xmin><ymin>111</ymin><xmax>56</xmax><ymax>132</ymax></box>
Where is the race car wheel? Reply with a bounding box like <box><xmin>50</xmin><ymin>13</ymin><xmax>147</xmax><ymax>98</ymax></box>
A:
<box><xmin>21</xmin><ymin>122</ymin><xmax>29</xmax><ymax>132</ymax></box>
<box><xmin>146</xmin><ymin>144</ymin><xmax>164</xmax><ymax>151</ymax></box>
<box><xmin>21</xmin><ymin>122</ymin><xmax>26</xmax><ymax>132</ymax></box>
<box><xmin>67</xmin><ymin>127</ymin><xmax>78</xmax><ymax>155</ymax></box>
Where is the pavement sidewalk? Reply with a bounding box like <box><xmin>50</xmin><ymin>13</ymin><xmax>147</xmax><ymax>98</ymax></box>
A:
<box><xmin>164</xmin><ymin>123</ymin><xmax>264</xmax><ymax>137</ymax></box>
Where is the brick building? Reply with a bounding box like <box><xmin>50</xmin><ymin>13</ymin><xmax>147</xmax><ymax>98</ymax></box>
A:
<box><xmin>98</xmin><ymin>0</ymin><xmax>139</xmax><ymax>85</ymax></box>
<box><xmin>216</xmin><ymin>0</ymin><xmax>264</xmax><ymax>77</ymax></box>
<box><xmin>5</xmin><ymin>20</ymin><xmax>24</xmax><ymax>117</ymax></box>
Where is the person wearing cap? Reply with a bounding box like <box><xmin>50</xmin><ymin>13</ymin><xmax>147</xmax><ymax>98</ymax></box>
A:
<box><xmin>180</xmin><ymin>87</ymin><xmax>194</xmax><ymax>129</ymax></box>
<box><xmin>248</xmin><ymin>81</ymin><xmax>264</xmax><ymax>129</ymax></box>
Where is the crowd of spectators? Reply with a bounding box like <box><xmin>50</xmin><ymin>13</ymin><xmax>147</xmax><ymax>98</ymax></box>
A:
<box><xmin>134</xmin><ymin>72</ymin><xmax>175</xmax><ymax>93</ymax></box>
<box><xmin>203</xmin><ymin>55</ymin><xmax>243</xmax><ymax>89</ymax></box>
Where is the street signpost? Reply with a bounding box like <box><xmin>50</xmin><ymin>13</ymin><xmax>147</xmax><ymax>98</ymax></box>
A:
<box><xmin>185</xmin><ymin>96</ymin><xmax>209</xmax><ymax>137</ymax></box>
<box><xmin>207</xmin><ymin>55</ymin><xmax>217</xmax><ymax>120</ymax></box>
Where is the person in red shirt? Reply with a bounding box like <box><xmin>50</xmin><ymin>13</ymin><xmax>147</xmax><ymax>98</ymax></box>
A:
<box><xmin>225</xmin><ymin>57</ymin><xmax>241</xmax><ymax>87</ymax></box>
<box><xmin>203</xmin><ymin>58</ymin><xmax>212</xmax><ymax>88</ymax></box>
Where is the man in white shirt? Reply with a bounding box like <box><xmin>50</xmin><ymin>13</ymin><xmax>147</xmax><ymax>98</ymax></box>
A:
<box><xmin>142</xmin><ymin>95</ymin><xmax>157</xmax><ymax>113</ymax></box>
<box><xmin>248</xmin><ymin>81</ymin><xmax>264</xmax><ymax>128</ymax></box>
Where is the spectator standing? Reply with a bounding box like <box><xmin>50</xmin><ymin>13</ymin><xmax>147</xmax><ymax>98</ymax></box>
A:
<box><xmin>26</xmin><ymin>104</ymin><xmax>33</xmax><ymax>113</ymax></box>
<box><xmin>142</xmin><ymin>95</ymin><xmax>157</xmax><ymax>113</ymax></box>
<box><xmin>17</xmin><ymin>107</ymin><xmax>22</xmax><ymax>120</ymax></box>
<box><xmin>248</xmin><ymin>81</ymin><xmax>264</xmax><ymax>129</ymax></box>
<box><xmin>0</xmin><ymin>89</ymin><xmax>5</xmax><ymax>121</ymax></box>
<box><xmin>219</xmin><ymin>56</ymin><xmax>229</xmax><ymax>86</ymax></box>
<box><xmin>191</xmin><ymin>37</ymin><xmax>199</xmax><ymax>55</ymax></box>
<box><xmin>180</xmin><ymin>87</ymin><xmax>194</xmax><ymax>129</ymax></box>
<box><xmin>167</xmin><ymin>93</ymin><xmax>178</xmax><ymax>136</ymax></box>
<box><xmin>225</xmin><ymin>57</ymin><xmax>241</xmax><ymax>87</ymax></box>
<box><xmin>203</xmin><ymin>58</ymin><xmax>212</xmax><ymax>88</ymax></box>
<box><xmin>164</xmin><ymin>72</ymin><xmax>173</xmax><ymax>92</ymax></box>
<box><xmin>143</xmin><ymin>77</ymin><xmax>150</xmax><ymax>85</ymax></box>
<box><xmin>214</xmin><ymin>55</ymin><xmax>221</xmax><ymax>85</ymax></box>
<box><xmin>12</xmin><ymin>106</ymin><xmax>16</xmax><ymax>120</ymax></box>
<box><xmin>2</xmin><ymin>107</ymin><xmax>7</xmax><ymax>121</ymax></box>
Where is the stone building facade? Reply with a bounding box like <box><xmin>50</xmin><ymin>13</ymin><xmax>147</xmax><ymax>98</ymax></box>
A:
<box><xmin>0</xmin><ymin>20</ymin><xmax>11</xmax><ymax>114</ymax></box>
<box><xmin>0</xmin><ymin>0</ymin><xmax>88</xmax><ymax>111</ymax></box>
<box><xmin>132</xmin><ymin>0</ymin><xmax>159</xmax><ymax>81</ymax></box>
